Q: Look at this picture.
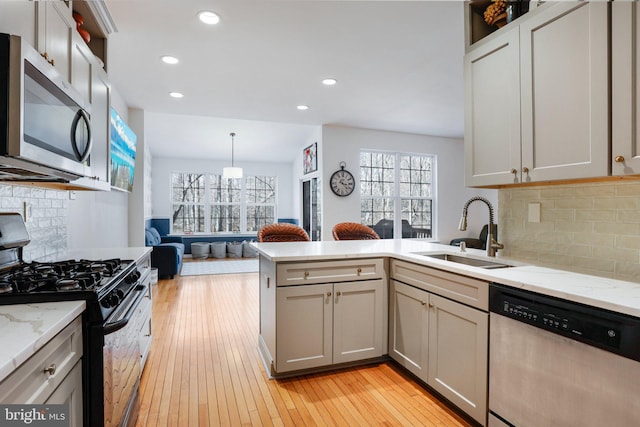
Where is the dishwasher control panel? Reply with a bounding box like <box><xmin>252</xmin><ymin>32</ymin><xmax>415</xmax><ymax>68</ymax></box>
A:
<box><xmin>490</xmin><ymin>283</ymin><xmax>640</xmax><ymax>363</ymax></box>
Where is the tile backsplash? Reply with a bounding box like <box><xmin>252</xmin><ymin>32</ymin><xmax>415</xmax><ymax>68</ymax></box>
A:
<box><xmin>0</xmin><ymin>184</ymin><xmax>68</xmax><ymax>262</ymax></box>
<box><xmin>499</xmin><ymin>181</ymin><xmax>640</xmax><ymax>283</ymax></box>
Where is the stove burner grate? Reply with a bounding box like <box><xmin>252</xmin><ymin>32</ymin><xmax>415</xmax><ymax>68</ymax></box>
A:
<box><xmin>0</xmin><ymin>258</ymin><xmax>125</xmax><ymax>294</ymax></box>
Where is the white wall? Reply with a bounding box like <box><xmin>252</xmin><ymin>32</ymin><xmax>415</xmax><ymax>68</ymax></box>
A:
<box><xmin>127</xmin><ymin>108</ymin><xmax>147</xmax><ymax>247</ymax></box>
<box><xmin>321</xmin><ymin>125</ymin><xmax>497</xmax><ymax>243</ymax></box>
<box><xmin>151</xmin><ymin>157</ymin><xmax>295</xmax><ymax>224</ymax></box>
<box><xmin>67</xmin><ymin>89</ymin><xmax>130</xmax><ymax>250</ymax></box>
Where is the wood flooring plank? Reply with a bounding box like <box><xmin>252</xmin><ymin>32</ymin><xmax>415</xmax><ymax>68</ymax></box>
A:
<box><xmin>135</xmin><ymin>262</ymin><xmax>472</xmax><ymax>427</ymax></box>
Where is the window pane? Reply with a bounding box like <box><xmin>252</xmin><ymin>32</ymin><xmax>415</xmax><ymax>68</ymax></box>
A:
<box><xmin>210</xmin><ymin>205</ymin><xmax>241</xmax><ymax>232</ymax></box>
<box><xmin>246</xmin><ymin>206</ymin><xmax>275</xmax><ymax>232</ymax></box>
<box><xmin>360</xmin><ymin>152</ymin><xmax>394</xmax><ymax>197</ymax></box>
<box><xmin>361</xmin><ymin>197</ymin><xmax>394</xmax><ymax>238</ymax></box>
<box><xmin>399</xmin><ymin>154</ymin><xmax>433</xmax><ymax>197</ymax></box>
<box><xmin>172</xmin><ymin>173</ymin><xmax>204</xmax><ymax>203</ymax></box>
<box><xmin>246</xmin><ymin>176</ymin><xmax>276</xmax><ymax>203</ymax></box>
<box><xmin>172</xmin><ymin>204</ymin><xmax>204</xmax><ymax>233</ymax></box>
<box><xmin>210</xmin><ymin>175</ymin><xmax>241</xmax><ymax>202</ymax></box>
<box><xmin>400</xmin><ymin>199</ymin><xmax>432</xmax><ymax>238</ymax></box>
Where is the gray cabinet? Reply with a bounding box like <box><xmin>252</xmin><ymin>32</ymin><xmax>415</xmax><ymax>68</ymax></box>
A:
<box><xmin>275</xmin><ymin>278</ymin><xmax>385</xmax><ymax>373</ymax></box>
<box><xmin>390</xmin><ymin>261</ymin><xmax>489</xmax><ymax>426</ymax></box>
<box><xmin>465</xmin><ymin>2</ymin><xmax>609</xmax><ymax>186</ymax></box>
<box><xmin>36</xmin><ymin>0</ymin><xmax>74</xmax><ymax>81</ymax></box>
<box><xmin>276</xmin><ymin>283</ymin><xmax>333</xmax><ymax>373</ymax></box>
<box><xmin>389</xmin><ymin>280</ymin><xmax>429</xmax><ymax>380</ymax></box>
<box><xmin>0</xmin><ymin>316</ymin><xmax>83</xmax><ymax>426</ymax></box>
<box><xmin>0</xmin><ymin>1</ymin><xmax>36</xmax><ymax>46</ymax></box>
<box><xmin>260</xmin><ymin>257</ymin><xmax>387</xmax><ymax>376</ymax></box>
<box><xmin>612</xmin><ymin>1</ymin><xmax>640</xmax><ymax>175</ymax></box>
<box><xmin>464</xmin><ymin>27</ymin><xmax>521</xmax><ymax>187</ymax></box>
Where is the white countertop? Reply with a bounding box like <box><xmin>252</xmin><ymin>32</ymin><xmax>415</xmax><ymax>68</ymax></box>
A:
<box><xmin>0</xmin><ymin>300</ymin><xmax>85</xmax><ymax>383</ymax></box>
<box><xmin>254</xmin><ymin>240</ymin><xmax>640</xmax><ymax>318</ymax></box>
<box><xmin>60</xmin><ymin>246</ymin><xmax>152</xmax><ymax>264</ymax></box>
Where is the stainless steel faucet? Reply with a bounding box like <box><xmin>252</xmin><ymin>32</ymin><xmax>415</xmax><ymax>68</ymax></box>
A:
<box><xmin>458</xmin><ymin>196</ymin><xmax>504</xmax><ymax>257</ymax></box>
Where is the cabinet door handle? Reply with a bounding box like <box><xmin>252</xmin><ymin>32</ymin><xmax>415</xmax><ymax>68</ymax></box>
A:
<box><xmin>522</xmin><ymin>166</ymin><xmax>530</xmax><ymax>174</ymax></box>
<box><xmin>510</xmin><ymin>168</ymin><xmax>518</xmax><ymax>175</ymax></box>
<box><xmin>266</xmin><ymin>276</ymin><xmax>270</xmax><ymax>288</ymax></box>
<box><xmin>615</xmin><ymin>155</ymin><xmax>625</xmax><ymax>163</ymax></box>
<box><xmin>327</xmin><ymin>291</ymin><xmax>332</xmax><ymax>297</ymax></box>
<box><xmin>428</xmin><ymin>303</ymin><xmax>434</xmax><ymax>308</ymax></box>
<box><xmin>421</xmin><ymin>301</ymin><xmax>427</xmax><ymax>306</ymax></box>
<box><xmin>43</xmin><ymin>363</ymin><xmax>57</xmax><ymax>376</ymax></box>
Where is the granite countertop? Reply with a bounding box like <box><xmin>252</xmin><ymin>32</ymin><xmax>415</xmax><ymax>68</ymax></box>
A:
<box><xmin>254</xmin><ymin>240</ymin><xmax>640</xmax><ymax>318</ymax></box>
<box><xmin>0</xmin><ymin>301</ymin><xmax>86</xmax><ymax>383</ymax></box>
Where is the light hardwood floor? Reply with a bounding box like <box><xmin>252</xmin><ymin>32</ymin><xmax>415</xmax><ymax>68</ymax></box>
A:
<box><xmin>135</xmin><ymin>267</ymin><xmax>472</xmax><ymax>427</ymax></box>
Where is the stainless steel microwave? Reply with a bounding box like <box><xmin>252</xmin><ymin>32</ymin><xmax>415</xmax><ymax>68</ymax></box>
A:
<box><xmin>0</xmin><ymin>33</ymin><xmax>92</xmax><ymax>182</ymax></box>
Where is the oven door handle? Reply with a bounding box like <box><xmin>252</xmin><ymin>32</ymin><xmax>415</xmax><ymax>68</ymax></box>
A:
<box><xmin>102</xmin><ymin>284</ymin><xmax>147</xmax><ymax>335</ymax></box>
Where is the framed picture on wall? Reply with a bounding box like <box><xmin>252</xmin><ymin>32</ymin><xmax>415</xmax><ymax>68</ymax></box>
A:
<box><xmin>303</xmin><ymin>142</ymin><xmax>317</xmax><ymax>174</ymax></box>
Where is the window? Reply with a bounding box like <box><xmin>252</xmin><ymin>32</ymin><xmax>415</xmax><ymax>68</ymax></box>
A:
<box><xmin>171</xmin><ymin>173</ymin><xmax>277</xmax><ymax>234</ymax></box>
<box><xmin>245</xmin><ymin>175</ymin><xmax>276</xmax><ymax>232</ymax></box>
<box><xmin>360</xmin><ymin>151</ymin><xmax>434</xmax><ymax>239</ymax></box>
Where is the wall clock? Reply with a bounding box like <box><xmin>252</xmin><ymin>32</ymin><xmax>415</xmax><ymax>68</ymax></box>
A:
<box><xmin>330</xmin><ymin>162</ymin><xmax>355</xmax><ymax>197</ymax></box>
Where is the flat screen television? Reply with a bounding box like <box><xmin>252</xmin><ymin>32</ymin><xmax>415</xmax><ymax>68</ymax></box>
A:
<box><xmin>109</xmin><ymin>107</ymin><xmax>137</xmax><ymax>192</ymax></box>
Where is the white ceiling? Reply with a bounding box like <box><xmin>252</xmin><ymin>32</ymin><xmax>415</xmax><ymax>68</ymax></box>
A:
<box><xmin>104</xmin><ymin>0</ymin><xmax>465</xmax><ymax>163</ymax></box>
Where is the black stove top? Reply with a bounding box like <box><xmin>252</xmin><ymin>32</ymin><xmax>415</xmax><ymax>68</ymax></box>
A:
<box><xmin>0</xmin><ymin>258</ymin><xmax>128</xmax><ymax>295</ymax></box>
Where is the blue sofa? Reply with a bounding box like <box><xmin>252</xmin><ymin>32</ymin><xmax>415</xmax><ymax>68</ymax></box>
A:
<box><xmin>145</xmin><ymin>226</ymin><xmax>184</xmax><ymax>279</ymax></box>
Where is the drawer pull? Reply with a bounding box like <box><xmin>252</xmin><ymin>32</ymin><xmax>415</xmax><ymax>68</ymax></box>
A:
<box><xmin>43</xmin><ymin>363</ymin><xmax>57</xmax><ymax>376</ymax></box>
<box><xmin>304</xmin><ymin>271</ymin><xmax>310</xmax><ymax>278</ymax></box>
<box><xmin>357</xmin><ymin>267</ymin><xmax>362</xmax><ymax>274</ymax></box>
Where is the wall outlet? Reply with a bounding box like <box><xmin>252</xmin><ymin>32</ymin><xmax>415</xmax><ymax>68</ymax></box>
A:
<box><xmin>528</xmin><ymin>202</ymin><xmax>541</xmax><ymax>223</ymax></box>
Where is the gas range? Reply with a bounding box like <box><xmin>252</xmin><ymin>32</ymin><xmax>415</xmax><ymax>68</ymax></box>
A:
<box><xmin>0</xmin><ymin>212</ymin><xmax>150</xmax><ymax>426</ymax></box>
<box><xmin>0</xmin><ymin>257</ymin><xmax>141</xmax><ymax>322</ymax></box>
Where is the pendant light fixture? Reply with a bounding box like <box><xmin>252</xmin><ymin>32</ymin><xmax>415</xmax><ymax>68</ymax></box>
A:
<box><xmin>223</xmin><ymin>132</ymin><xmax>243</xmax><ymax>179</ymax></box>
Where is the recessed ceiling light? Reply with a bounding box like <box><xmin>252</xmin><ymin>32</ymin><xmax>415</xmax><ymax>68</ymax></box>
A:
<box><xmin>169</xmin><ymin>92</ymin><xmax>184</xmax><ymax>98</ymax></box>
<box><xmin>161</xmin><ymin>55</ymin><xmax>179</xmax><ymax>65</ymax></box>
<box><xmin>198</xmin><ymin>11</ymin><xmax>221</xmax><ymax>25</ymax></box>
<box><xmin>297</xmin><ymin>105</ymin><xmax>309</xmax><ymax>111</ymax></box>
<box><xmin>322</xmin><ymin>78</ymin><xmax>337</xmax><ymax>86</ymax></box>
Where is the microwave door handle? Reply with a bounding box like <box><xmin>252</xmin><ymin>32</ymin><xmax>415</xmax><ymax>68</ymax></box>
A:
<box><xmin>102</xmin><ymin>284</ymin><xmax>147</xmax><ymax>335</ymax></box>
<box><xmin>70</xmin><ymin>109</ymin><xmax>92</xmax><ymax>163</ymax></box>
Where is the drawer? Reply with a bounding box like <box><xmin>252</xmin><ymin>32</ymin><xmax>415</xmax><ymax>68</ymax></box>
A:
<box><xmin>0</xmin><ymin>315</ymin><xmax>83</xmax><ymax>403</ymax></box>
<box><xmin>391</xmin><ymin>260</ymin><xmax>488</xmax><ymax>311</ymax></box>
<box><xmin>276</xmin><ymin>258</ymin><xmax>385</xmax><ymax>286</ymax></box>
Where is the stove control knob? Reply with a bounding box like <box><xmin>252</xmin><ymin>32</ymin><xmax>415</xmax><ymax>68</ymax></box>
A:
<box><xmin>101</xmin><ymin>292</ymin><xmax>121</xmax><ymax>308</ymax></box>
<box><xmin>124</xmin><ymin>270</ymin><xmax>141</xmax><ymax>284</ymax></box>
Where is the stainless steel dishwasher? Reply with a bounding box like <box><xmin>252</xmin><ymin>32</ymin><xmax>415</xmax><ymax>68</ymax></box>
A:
<box><xmin>488</xmin><ymin>284</ymin><xmax>640</xmax><ymax>427</ymax></box>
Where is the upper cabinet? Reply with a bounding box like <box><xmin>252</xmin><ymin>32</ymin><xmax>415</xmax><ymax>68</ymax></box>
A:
<box><xmin>36</xmin><ymin>0</ymin><xmax>75</xmax><ymax>82</ymax></box>
<box><xmin>612</xmin><ymin>2</ymin><xmax>640</xmax><ymax>175</ymax></box>
<box><xmin>464</xmin><ymin>27</ymin><xmax>521</xmax><ymax>186</ymax></box>
<box><xmin>465</xmin><ymin>2</ymin><xmax>609</xmax><ymax>187</ymax></box>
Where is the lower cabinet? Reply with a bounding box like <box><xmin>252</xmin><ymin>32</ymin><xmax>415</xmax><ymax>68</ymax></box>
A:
<box><xmin>0</xmin><ymin>316</ymin><xmax>83</xmax><ymax>425</ymax></box>
<box><xmin>390</xmin><ymin>279</ymin><xmax>488</xmax><ymax>426</ymax></box>
<box><xmin>276</xmin><ymin>279</ymin><xmax>385</xmax><ymax>373</ymax></box>
<box><xmin>45</xmin><ymin>360</ymin><xmax>83</xmax><ymax>427</ymax></box>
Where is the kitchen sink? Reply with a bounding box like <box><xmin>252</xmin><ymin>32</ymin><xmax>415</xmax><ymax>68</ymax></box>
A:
<box><xmin>416</xmin><ymin>253</ymin><xmax>515</xmax><ymax>269</ymax></box>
